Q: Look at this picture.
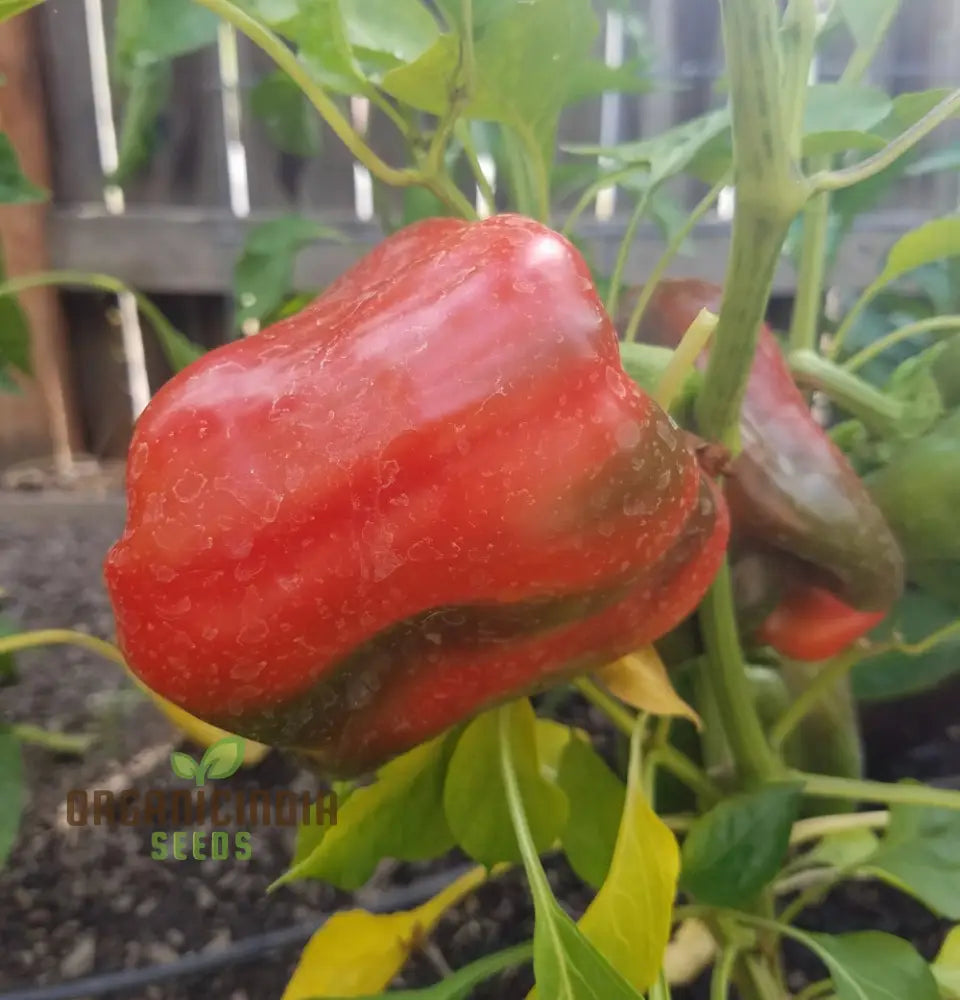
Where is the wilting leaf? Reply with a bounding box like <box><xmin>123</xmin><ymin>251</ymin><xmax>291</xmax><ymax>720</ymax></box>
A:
<box><xmin>597</xmin><ymin>648</ymin><xmax>700</xmax><ymax>727</ymax></box>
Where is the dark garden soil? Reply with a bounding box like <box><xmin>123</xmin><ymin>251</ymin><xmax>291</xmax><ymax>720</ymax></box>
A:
<box><xmin>0</xmin><ymin>492</ymin><xmax>956</xmax><ymax>1000</ymax></box>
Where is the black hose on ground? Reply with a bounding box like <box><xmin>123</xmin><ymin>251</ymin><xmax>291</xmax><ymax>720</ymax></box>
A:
<box><xmin>0</xmin><ymin>866</ymin><xmax>474</xmax><ymax>1000</ymax></box>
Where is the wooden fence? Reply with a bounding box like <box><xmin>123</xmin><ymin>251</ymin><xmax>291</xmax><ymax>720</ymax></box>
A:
<box><xmin>2</xmin><ymin>0</ymin><xmax>960</xmax><ymax>467</ymax></box>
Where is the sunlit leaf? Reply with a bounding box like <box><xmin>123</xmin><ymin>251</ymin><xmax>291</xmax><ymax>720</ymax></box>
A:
<box><xmin>281</xmin><ymin>867</ymin><xmax>487</xmax><ymax>999</ymax></box>
<box><xmin>500</xmin><ymin>709</ymin><xmax>643</xmax><ymax>999</ymax></box>
<box><xmin>838</xmin><ymin>0</ymin><xmax>900</xmax><ymax>50</ymax></box>
<box><xmin>444</xmin><ymin>700</ymin><xmax>568</xmax><ymax>866</ymax></box>
<box><xmin>274</xmin><ymin>733</ymin><xmax>456</xmax><ymax>891</ymax></box>
<box><xmin>383</xmin><ymin>0</ymin><xmax>598</xmax><ymax>206</ymax></box>
<box><xmin>597</xmin><ymin>648</ymin><xmax>701</xmax><ymax>727</ymax></box>
<box><xmin>534</xmin><ymin>718</ymin><xmax>576</xmax><ymax>783</ymax></box>
<box><xmin>578</xmin><ymin>717</ymin><xmax>680</xmax><ymax>992</ymax></box>
<box><xmin>876</xmin><ymin>218</ymin><xmax>960</xmax><ymax>289</ymax></box>
<box><xmin>0</xmin><ymin>0</ymin><xmax>45</xmax><ymax>23</ymax></box>
<box><xmin>933</xmin><ymin>927</ymin><xmax>960</xmax><ymax>999</ymax></box>
<box><xmin>680</xmin><ymin>783</ymin><xmax>803</xmax><ymax>906</ymax></box>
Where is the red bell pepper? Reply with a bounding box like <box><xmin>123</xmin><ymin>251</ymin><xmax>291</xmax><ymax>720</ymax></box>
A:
<box><xmin>105</xmin><ymin>216</ymin><xmax>728</xmax><ymax>775</ymax></box>
<box><xmin>757</xmin><ymin>586</ymin><xmax>885</xmax><ymax>663</ymax></box>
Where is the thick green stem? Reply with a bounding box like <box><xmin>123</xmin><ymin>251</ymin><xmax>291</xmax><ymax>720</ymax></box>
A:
<box><xmin>700</xmin><ymin>567</ymin><xmax>782</xmax><ymax>787</ymax></box>
<box><xmin>711</xmin><ymin>944</ymin><xmax>739</xmax><ymax>1000</ymax></box>
<box><xmin>788</xmin><ymin>349</ymin><xmax>905</xmax><ymax>434</ymax></box>
<box><xmin>788</xmin><ymin>191</ymin><xmax>830</xmax><ymax>352</ymax></box>
<box><xmin>844</xmin><ymin>314</ymin><xmax>960</xmax><ymax>372</ymax></box>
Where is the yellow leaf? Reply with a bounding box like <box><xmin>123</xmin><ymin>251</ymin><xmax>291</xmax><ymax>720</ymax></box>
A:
<box><xmin>282</xmin><ymin>866</ymin><xmax>487</xmax><ymax>999</ymax></box>
<box><xmin>597</xmin><ymin>647</ymin><xmax>701</xmax><ymax>728</ymax></box>
<box><xmin>934</xmin><ymin>926</ymin><xmax>960</xmax><ymax>999</ymax></box>
<box><xmin>577</xmin><ymin>718</ymin><xmax>681</xmax><ymax>992</ymax></box>
<box><xmin>125</xmin><ymin>663</ymin><xmax>269</xmax><ymax>766</ymax></box>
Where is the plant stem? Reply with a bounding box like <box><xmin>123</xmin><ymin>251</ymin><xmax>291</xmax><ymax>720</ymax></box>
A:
<box><xmin>622</xmin><ymin>176</ymin><xmax>728</xmax><ymax>343</ymax></box>
<box><xmin>561</xmin><ymin>163</ymin><xmax>649</xmax><ymax>237</ymax></box>
<box><xmin>696</xmin><ymin>0</ymin><xmax>810</xmax><ymax>445</ymax></box>
<box><xmin>0</xmin><ymin>270</ymin><xmax>200</xmax><ymax>371</ymax></box>
<box><xmin>456</xmin><ymin>121</ymin><xmax>496</xmax><ymax>215</ymax></box>
<box><xmin>788</xmin><ymin>809</ymin><xmax>889</xmax><ymax>846</ymax></box>
<box><xmin>769</xmin><ymin>649</ymin><xmax>862</xmax><ymax>752</ymax></box>
<box><xmin>653</xmin><ymin>308</ymin><xmax>717</xmax><ymax>409</ymax></box>
<box><xmin>699</xmin><ymin>567</ymin><xmax>782</xmax><ymax>786</ymax></box>
<box><xmin>606</xmin><ymin>187</ymin><xmax>654</xmax><ymax>320</ymax></box>
<box><xmin>811</xmin><ymin>90</ymin><xmax>960</xmax><ymax>192</ymax></box>
<box><xmin>650</xmin><ymin>746</ymin><xmax>724</xmax><ymax>804</ymax></box>
<box><xmin>844</xmin><ymin>314</ymin><xmax>960</xmax><ymax>372</ymax></box>
<box><xmin>788</xmin><ymin>191</ymin><xmax>830</xmax><ymax>352</ymax></box>
<box><xmin>794</xmin><ymin>979</ymin><xmax>833</xmax><ymax>1000</ymax></box>
<box><xmin>194</xmin><ymin>0</ymin><xmax>416</xmax><ymax>188</ymax></box>
<box><xmin>710</xmin><ymin>944</ymin><xmax>739</xmax><ymax>1000</ymax></box>
<box><xmin>9</xmin><ymin>724</ymin><xmax>96</xmax><ymax>755</ymax></box>
<box><xmin>575</xmin><ymin>677</ymin><xmax>636</xmax><ymax>735</ymax></box>
<box><xmin>897</xmin><ymin>617</ymin><xmax>960</xmax><ymax>655</ymax></box>
<box><xmin>0</xmin><ymin>628</ymin><xmax>127</xmax><ymax>667</ymax></box>
<box><xmin>788</xmin><ymin>349</ymin><xmax>905</xmax><ymax>434</ymax></box>
<box><xmin>793</xmin><ymin>770</ymin><xmax>960</xmax><ymax>811</ymax></box>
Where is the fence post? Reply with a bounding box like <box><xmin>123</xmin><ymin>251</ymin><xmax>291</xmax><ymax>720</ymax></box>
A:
<box><xmin>0</xmin><ymin>9</ymin><xmax>83</xmax><ymax>477</ymax></box>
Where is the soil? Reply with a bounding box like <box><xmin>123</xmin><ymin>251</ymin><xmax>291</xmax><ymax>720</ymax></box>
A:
<box><xmin>0</xmin><ymin>492</ymin><xmax>956</xmax><ymax>1000</ymax></box>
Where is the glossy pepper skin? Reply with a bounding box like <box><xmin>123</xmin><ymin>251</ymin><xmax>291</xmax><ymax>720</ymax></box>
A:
<box><xmin>106</xmin><ymin>216</ymin><xmax>729</xmax><ymax>776</ymax></box>
<box><xmin>622</xmin><ymin>278</ymin><xmax>903</xmax><ymax>612</ymax></box>
<box><xmin>756</xmin><ymin>586</ymin><xmax>885</xmax><ymax>662</ymax></box>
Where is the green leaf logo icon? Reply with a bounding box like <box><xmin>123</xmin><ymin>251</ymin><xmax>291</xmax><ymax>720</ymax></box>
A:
<box><xmin>170</xmin><ymin>736</ymin><xmax>246</xmax><ymax>786</ymax></box>
<box><xmin>170</xmin><ymin>750</ymin><xmax>200</xmax><ymax>783</ymax></box>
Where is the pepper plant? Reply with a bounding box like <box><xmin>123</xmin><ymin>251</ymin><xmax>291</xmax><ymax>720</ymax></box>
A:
<box><xmin>2</xmin><ymin>0</ymin><xmax>960</xmax><ymax>998</ymax></box>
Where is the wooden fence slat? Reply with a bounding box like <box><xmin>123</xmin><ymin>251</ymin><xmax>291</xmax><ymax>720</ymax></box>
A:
<box><xmin>35</xmin><ymin>3</ymin><xmax>103</xmax><ymax>204</ymax></box>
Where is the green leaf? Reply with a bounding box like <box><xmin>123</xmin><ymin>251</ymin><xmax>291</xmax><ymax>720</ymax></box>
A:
<box><xmin>865</xmin><ymin>804</ymin><xmax>960</xmax><ymax>919</ymax></box>
<box><xmin>169</xmin><ymin>750</ymin><xmax>198</xmax><ymax>781</ymax></box>
<box><xmin>680</xmin><ymin>783</ymin><xmax>803</xmax><ymax>906</ymax></box>
<box><xmin>564</xmin><ymin>58</ymin><xmax>654</xmax><ymax>105</ymax></box>
<box><xmin>801</xmin><ymin>84</ymin><xmax>892</xmax><ymax>155</ymax></box>
<box><xmin>802</xmin><ymin>828</ymin><xmax>881</xmax><ymax>870</ymax></box>
<box><xmin>0</xmin><ymin>0</ymin><xmax>45</xmax><ymax>23</ymax></box>
<box><xmin>578</xmin><ymin>718</ymin><xmax>680</xmax><ymax>992</ymax></box>
<box><xmin>557</xmin><ymin>737</ymin><xmax>625</xmax><ymax>889</ymax></box>
<box><xmin>0</xmin><ymin>365</ymin><xmax>20</xmax><ymax>393</ymax></box>
<box><xmin>499</xmin><ymin>707</ymin><xmax>643</xmax><ymax>1000</ymax></box>
<box><xmin>0</xmin><ymin>616</ymin><xmax>19</xmax><ymax>685</ymax></box>
<box><xmin>249</xmin><ymin>70</ymin><xmax>323</xmax><ymax>158</ymax></box>
<box><xmin>341</xmin><ymin>0</ymin><xmax>439</xmax><ymax>70</ymax></box>
<box><xmin>233</xmin><ymin>216</ymin><xmax>339</xmax><ymax>331</ymax></box>
<box><xmin>434</xmin><ymin>0</ymin><xmax>517</xmax><ymax>32</ymax></box>
<box><xmin>933</xmin><ymin>927</ymin><xmax>960</xmax><ymax>999</ymax></box>
<box><xmin>383</xmin><ymin>0</ymin><xmax>598</xmax><ymax>210</ymax></box>
<box><xmin>809</xmin><ymin>930</ymin><xmax>939</xmax><ymax>1000</ymax></box>
<box><xmin>199</xmin><ymin>735</ymin><xmax>246</xmax><ymax>782</ymax></box>
<box><xmin>112</xmin><ymin>61</ymin><xmax>173</xmax><ymax>184</ymax></box>
<box><xmin>852</xmin><ymin>590</ymin><xmax>960</xmax><ymax>700</ymax></box>
<box><xmin>837</xmin><ymin>0</ymin><xmax>900</xmax><ymax>49</ymax></box>
<box><xmin>0</xmin><ymin>245</ymin><xmax>31</xmax><ymax>377</ymax></box>
<box><xmin>113</xmin><ymin>0</ymin><xmax>218</xmax><ymax>83</ymax></box>
<box><xmin>875</xmin><ymin>218</ymin><xmax>960</xmax><ymax>289</ymax></box>
<box><xmin>906</xmin><ymin>143</ymin><xmax>960</xmax><ymax>179</ymax></box>
<box><xmin>274</xmin><ymin>734</ymin><xmax>456</xmax><ymax>891</ymax></box>
<box><xmin>283</xmin><ymin>0</ymin><xmax>366</xmax><ymax>95</ymax></box>
<box><xmin>444</xmin><ymin>699</ymin><xmax>567</xmax><ymax>867</ymax></box>
<box><xmin>0</xmin><ymin>133</ymin><xmax>45</xmax><ymax>204</ymax></box>
<box><xmin>565</xmin><ymin>109</ymin><xmax>731</xmax><ymax>188</ymax></box>
<box><xmin>0</xmin><ymin>727</ymin><xmax>23</xmax><ymax>867</ymax></box>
